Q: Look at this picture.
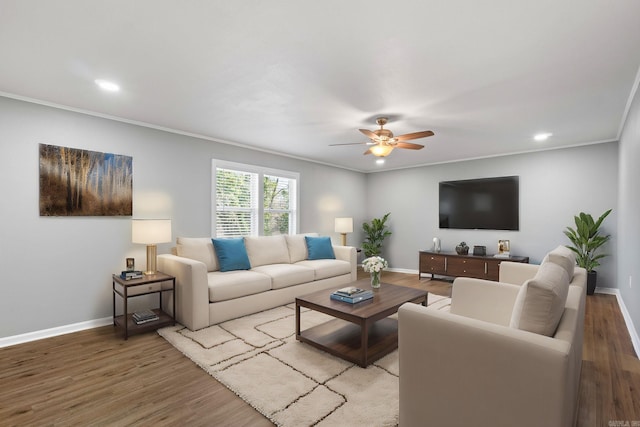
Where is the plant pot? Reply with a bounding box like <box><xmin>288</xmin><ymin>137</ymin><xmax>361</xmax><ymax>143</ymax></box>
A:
<box><xmin>586</xmin><ymin>270</ymin><xmax>597</xmax><ymax>295</ymax></box>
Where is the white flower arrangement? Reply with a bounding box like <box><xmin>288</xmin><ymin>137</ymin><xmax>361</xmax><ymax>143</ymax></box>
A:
<box><xmin>362</xmin><ymin>256</ymin><xmax>388</xmax><ymax>273</ymax></box>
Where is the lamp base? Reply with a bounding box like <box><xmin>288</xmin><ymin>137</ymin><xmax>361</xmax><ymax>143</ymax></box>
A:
<box><xmin>145</xmin><ymin>244</ymin><xmax>158</xmax><ymax>275</ymax></box>
<box><xmin>340</xmin><ymin>233</ymin><xmax>347</xmax><ymax>246</ymax></box>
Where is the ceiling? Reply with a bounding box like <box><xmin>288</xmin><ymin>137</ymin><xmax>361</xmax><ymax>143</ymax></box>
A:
<box><xmin>1</xmin><ymin>1</ymin><xmax>640</xmax><ymax>172</ymax></box>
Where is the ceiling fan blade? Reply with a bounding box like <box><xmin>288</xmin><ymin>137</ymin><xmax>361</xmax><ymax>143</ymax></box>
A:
<box><xmin>394</xmin><ymin>130</ymin><xmax>434</xmax><ymax>141</ymax></box>
<box><xmin>329</xmin><ymin>142</ymin><xmax>371</xmax><ymax>146</ymax></box>
<box><xmin>363</xmin><ymin>148</ymin><xmax>372</xmax><ymax>155</ymax></box>
<box><xmin>359</xmin><ymin>129</ymin><xmax>378</xmax><ymax>139</ymax></box>
<box><xmin>396</xmin><ymin>142</ymin><xmax>425</xmax><ymax>150</ymax></box>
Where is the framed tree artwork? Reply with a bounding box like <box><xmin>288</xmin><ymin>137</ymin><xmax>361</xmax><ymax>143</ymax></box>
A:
<box><xmin>39</xmin><ymin>144</ymin><xmax>133</xmax><ymax>216</ymax></box>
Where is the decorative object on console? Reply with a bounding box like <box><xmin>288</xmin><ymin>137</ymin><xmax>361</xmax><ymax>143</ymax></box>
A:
<box><xmin>432</xmin><ymin>237</ymin><xmax>441</xmax><ymax>253</ymax></box>
<box><xmin>126</xmin><ymin>257</ymin><xmax>135</xmax><ymax>271</ymax></box>
<box><xmin>472</xmin><ymin>245</ymin><xmax>486</xmax><ymax>256</ymax></box>
<box><xmin>496</xmin><ymin>240</ymin><xmax>510</xmax><ymax>258</ymax></box>
<box><xmin>362</xmin><ymin>256</ymin><xmax>388</xmax><ymax>288</ymax></box>
<box><xmin>132</xmin><ymin>219</ymin><xmax>172</xmax><ymax>275</ymax></box>
<box><xmin>455</xmin><ymin>241</ymin><xmax>469</xmax><ymax>255</ymax></box>
<box><xmin>362</xmin><ymin>212</ymin><xmax>392</xmax><ymax>257</ymax></box>
<box><xmin>564</xmin><ymin>209</ymin><xmax>612</xmax><ymax>295</ymax></box>
<box><xmin>334</xmin><ymin>217</ymin><xmax>353</xmax><ymax>246</ymax></box>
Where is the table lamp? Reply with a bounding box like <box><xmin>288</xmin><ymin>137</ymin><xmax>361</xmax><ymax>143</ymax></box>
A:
<box><xmin>334</xmin><ymin>217</ymin><xmax>353</xmax><ymax>246</ymax></box>
<box><xmin>132</xmin><ymin>219</ymin><xmax>172</xmax><ymax>275</ymax></box>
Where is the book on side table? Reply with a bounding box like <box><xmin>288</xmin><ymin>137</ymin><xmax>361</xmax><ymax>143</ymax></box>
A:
<box><xmin>330</xmin><ymin>287</ymin><xmax>374</xmax><ymax>304</ymax></box>
<box><xmin>132</xmin><ymin>309</ymin><xmax>159</xmax><ymax>324</ymax></box>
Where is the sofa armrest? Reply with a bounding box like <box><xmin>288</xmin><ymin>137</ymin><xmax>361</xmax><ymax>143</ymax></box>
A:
<box><xmin>499</xmin><ymin>261</ymin><xmax>539</xmax><ymax>285</ymax></box>
<box><xmin>399</xmin><ymin>303</ymin><xmax>574</xmax><ymax>427</ymax></box>
<box><xmin>333</xmin><ymin>245</ymin><xmax>357</xmax><ymax>281</ymax></box>
<box><xmin>570</xmin><ymin>266</ymin><xmax>587</xmax><ymax>292</ymax></box>
<box><xmin>157</xmin><ymin>254</ymin><xmax>209</xmax><ymax>331</ymax></box>
<box><xmin>451</xmin><ymin>277</ymin><xmax>521</xmax><ymax>326</ymax></box>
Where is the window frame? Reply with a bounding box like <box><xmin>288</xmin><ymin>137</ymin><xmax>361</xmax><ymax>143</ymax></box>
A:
<box><xmin>212</xmin><ymin>159</ymin><xmax>300</xmax><ymax>237</ymax></box>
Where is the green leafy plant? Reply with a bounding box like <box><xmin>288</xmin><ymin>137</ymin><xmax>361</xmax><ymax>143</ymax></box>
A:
<box><xmin>362</xmin><ymin>212</ymin><xmax>392</xmax><ymax>257</ymax></box>
<box><xmin>563</xmin><ymin>209</ymin><xmax>612</xmax><ymax>272</ymax></box>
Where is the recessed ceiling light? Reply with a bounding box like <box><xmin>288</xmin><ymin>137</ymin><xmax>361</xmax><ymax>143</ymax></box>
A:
<box><xmin>376</xmin><ymin>159</ymin><xmax>385</xmax><ymax>165</ymax></box>
<box><xmin>94</xmin><ymin>79</ymin><xmax>120</xmax><ymax>92</ymax></box>
<box><xmin>534</xmin><ymin>132</ymin><xmax>552</xmax><ymax>142</ymax></box>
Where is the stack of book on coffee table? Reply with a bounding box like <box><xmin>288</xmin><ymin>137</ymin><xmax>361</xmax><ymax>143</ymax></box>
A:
<box><xmin>330</xmin><ymin>286</ymin><xmax>374</xmax><ymax>304</ymax></box>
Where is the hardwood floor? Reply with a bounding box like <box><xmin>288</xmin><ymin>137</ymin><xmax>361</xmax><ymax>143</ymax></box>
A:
<box><xmin>1</xmin><ymin>270</ymin><xmax>638</xmax><ymax>426</ymax></box>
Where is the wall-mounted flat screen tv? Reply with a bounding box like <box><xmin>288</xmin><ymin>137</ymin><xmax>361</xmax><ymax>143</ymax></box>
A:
<box><xmin>439</xmin><ymin>176</ymin><xmax>519</xmax><ymax>231</ymax></box>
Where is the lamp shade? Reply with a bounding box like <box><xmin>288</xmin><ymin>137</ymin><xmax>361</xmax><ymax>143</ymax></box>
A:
<box><xmin>132</xmin><ymin>219</ymin><xmax>172</xmax><ymax>244</ymax></box>
<box><xmin>334</xmin><ymin>217</ymin><xmax>353</xmax><ymax>234</ymax></box>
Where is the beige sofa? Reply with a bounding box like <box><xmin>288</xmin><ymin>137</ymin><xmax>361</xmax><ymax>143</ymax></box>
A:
<box><xmin>399</xmin><ymin>246</ymin><xmax>587</xmax><ymax>427</ymax></box>
<box><xmin>157</xmin><ymin>234</ymin><xmax>357</xmax><ymax>331</ymax></box>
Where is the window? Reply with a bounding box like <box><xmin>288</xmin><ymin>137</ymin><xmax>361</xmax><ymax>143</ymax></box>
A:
<box><xmin>212</xmin><ymin>160</ymin><xmax>299</xmax><ymax>237</ymax></box>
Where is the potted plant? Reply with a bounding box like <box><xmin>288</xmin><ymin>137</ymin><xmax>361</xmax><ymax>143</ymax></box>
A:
<box><xmin>563</xmin><ymin>209</ymin><xmax>612</xmax><ymax>295</ymax></box>
<box><xmin>362</xmin><ymin>212</ymin><xmax>392</xmax><ymax>257</ymax></box>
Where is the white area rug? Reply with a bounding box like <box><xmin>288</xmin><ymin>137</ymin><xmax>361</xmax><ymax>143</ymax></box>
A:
<box><xmin>158</xmin><ymin>293</ymin><xmax>451</xmax><ymax>427</ymax></box>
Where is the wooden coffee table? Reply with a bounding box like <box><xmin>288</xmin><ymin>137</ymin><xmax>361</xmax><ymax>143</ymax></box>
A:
<box><xmin>295</xmin><ymin>279</ymin><xmax>427</xmax><ymax>367</ymax></box>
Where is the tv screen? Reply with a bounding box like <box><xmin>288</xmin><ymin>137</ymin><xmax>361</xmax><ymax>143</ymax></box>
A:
<box><xmin>439</xmin><ymin>176</ymin><xmax>519</xmax><ymax>231</ymax></box>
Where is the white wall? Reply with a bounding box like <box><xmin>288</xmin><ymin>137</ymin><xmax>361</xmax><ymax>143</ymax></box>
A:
<box><xmin>617</xmin><ymin>81</ymin><xmax>640</xmax><ymax>344</ymax></box>
<box><xmin>0</xmin><ymin>97</ymin><xmax>367</xmax><ymax>338</ymax></box>
<box><xmin>366</xmin><ymin>143</ymin><xmax>618</xmax><ymax>289</ymax></box>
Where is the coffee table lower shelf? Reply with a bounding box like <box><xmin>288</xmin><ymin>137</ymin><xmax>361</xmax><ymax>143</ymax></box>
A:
<box><xmin>297</xmin><ymin>317</ymin><xmax>398</xmax><ymax>367</ymax></box>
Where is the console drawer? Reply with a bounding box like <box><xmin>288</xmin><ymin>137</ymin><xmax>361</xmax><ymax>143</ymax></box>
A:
<box><xmin>446</xmin><ymin>258</ymin><xmax>486</xmax><ymax>278</ymax></box>
<box><xmin>420</xmin><ymin>252</ymin><xmax>447</xmax><ymax>275</ymax></box>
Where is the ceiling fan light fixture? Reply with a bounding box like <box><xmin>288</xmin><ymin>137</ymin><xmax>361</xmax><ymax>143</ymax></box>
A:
<box><xmin>369</xmin><ymin>144</ymin><xmax>394</xmax><ymax>157</ymax></box>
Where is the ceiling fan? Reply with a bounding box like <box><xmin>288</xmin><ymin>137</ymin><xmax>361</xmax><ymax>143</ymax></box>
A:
<box><xmin>330</xmin><ymin>117</ymin><xmax>434</xmax><ymax>157</ymax></box>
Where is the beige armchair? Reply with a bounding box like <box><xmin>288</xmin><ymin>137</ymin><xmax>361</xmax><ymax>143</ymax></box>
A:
<box><xmin>398</xmin><ymin>253</ymin><xmax>586</xmax><ymax>427</ymax></box>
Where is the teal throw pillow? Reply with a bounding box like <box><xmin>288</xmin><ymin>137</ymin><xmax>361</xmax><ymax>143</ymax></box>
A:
<box><xmin>305</xmin><ymin>236</ymin><xmax>336</xmax><ymax>260</ymax></box>
<box><xmin>212</xmin><ymin>238</ymin><xmax>251</xmax><ymax>272</ymax></box>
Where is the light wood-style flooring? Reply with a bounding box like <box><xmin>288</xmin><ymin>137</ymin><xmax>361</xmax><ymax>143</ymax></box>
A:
<box><xmin>1</xmin><ymin>270</ymin><xmax>639</xmax><ymax>426</ymax></box>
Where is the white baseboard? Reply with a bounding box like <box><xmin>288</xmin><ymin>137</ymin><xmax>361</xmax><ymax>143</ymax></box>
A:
<box><xmin>386</xmin><ymin>267</ymin><xmax>418</xmax><ymax>275</ymax></box>
<box><xmin>595</xmin><ymin>287</ymin><xmax>640</xmax><ymax>359</ymax></box>
<box><xmin>0</xmin><ymin>317</ymin><xmax>113</xmax><ymax>348</ymax></box>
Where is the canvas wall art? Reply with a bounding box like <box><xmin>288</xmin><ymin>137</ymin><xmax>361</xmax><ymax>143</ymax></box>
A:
<box><xmin>39</xmin><ymin>144</ymin><xmax>133</xmax><ymax>216</ymax></box>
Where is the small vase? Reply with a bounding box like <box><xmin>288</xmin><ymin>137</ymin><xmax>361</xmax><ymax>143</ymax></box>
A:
<box><xmin>370</xmin><ymin>271</ymin><xmax>381</xmax><ymax>289</ymax></box>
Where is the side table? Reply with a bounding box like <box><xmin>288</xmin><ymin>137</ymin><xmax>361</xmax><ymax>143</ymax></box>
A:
<box><xmin>112</xmin><ymin>272</ymin><xmax>176</xmax><ymax>339</ymax></box>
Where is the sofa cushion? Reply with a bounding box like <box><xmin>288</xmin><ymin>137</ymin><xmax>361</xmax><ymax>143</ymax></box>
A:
<box><xmin>207</xmin><ymin>270</ymin><xmax>272</xmax><ymax>302</ymax></box>
<box><xmin>244</xmin><ymin>235</ymin><xmax>290</xmax><ymax>267</ymax></box>
<box><xmin>212</xmin><ymin>238</ymin><xmax>251</xmax><ymax>272</ymax></box>
<box><xmin>509</xmin><ymin>261</ymin><xmax>570</xmax><ymax>336</ymax></box>
<box><xmin>251</xmin><ymin>264</ymin><xmax>315</xmax><ymax>289</ymax></box>
<box><xmin>295</xmin><ymin>259</ymin><xmax>351</xmax><ymax>280</ymax></box>
<box><xmin>176</xmin><ymin>237</ymin><xmax>219</xmax><ymax>272</ymax></box>
<box><xmin>305</xmin><ymin>236</ymin><xmax>336</xmax><ymax>260</ymax></box>
<box><xmin>285</xmin><ymin>233</ymin><xmax>318</xmax><ymax>263</ymax></box>
<box><xmin>543</xmin><ymin>245</ymin><xmax>576</xmax><ymax>279</ymax></box>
